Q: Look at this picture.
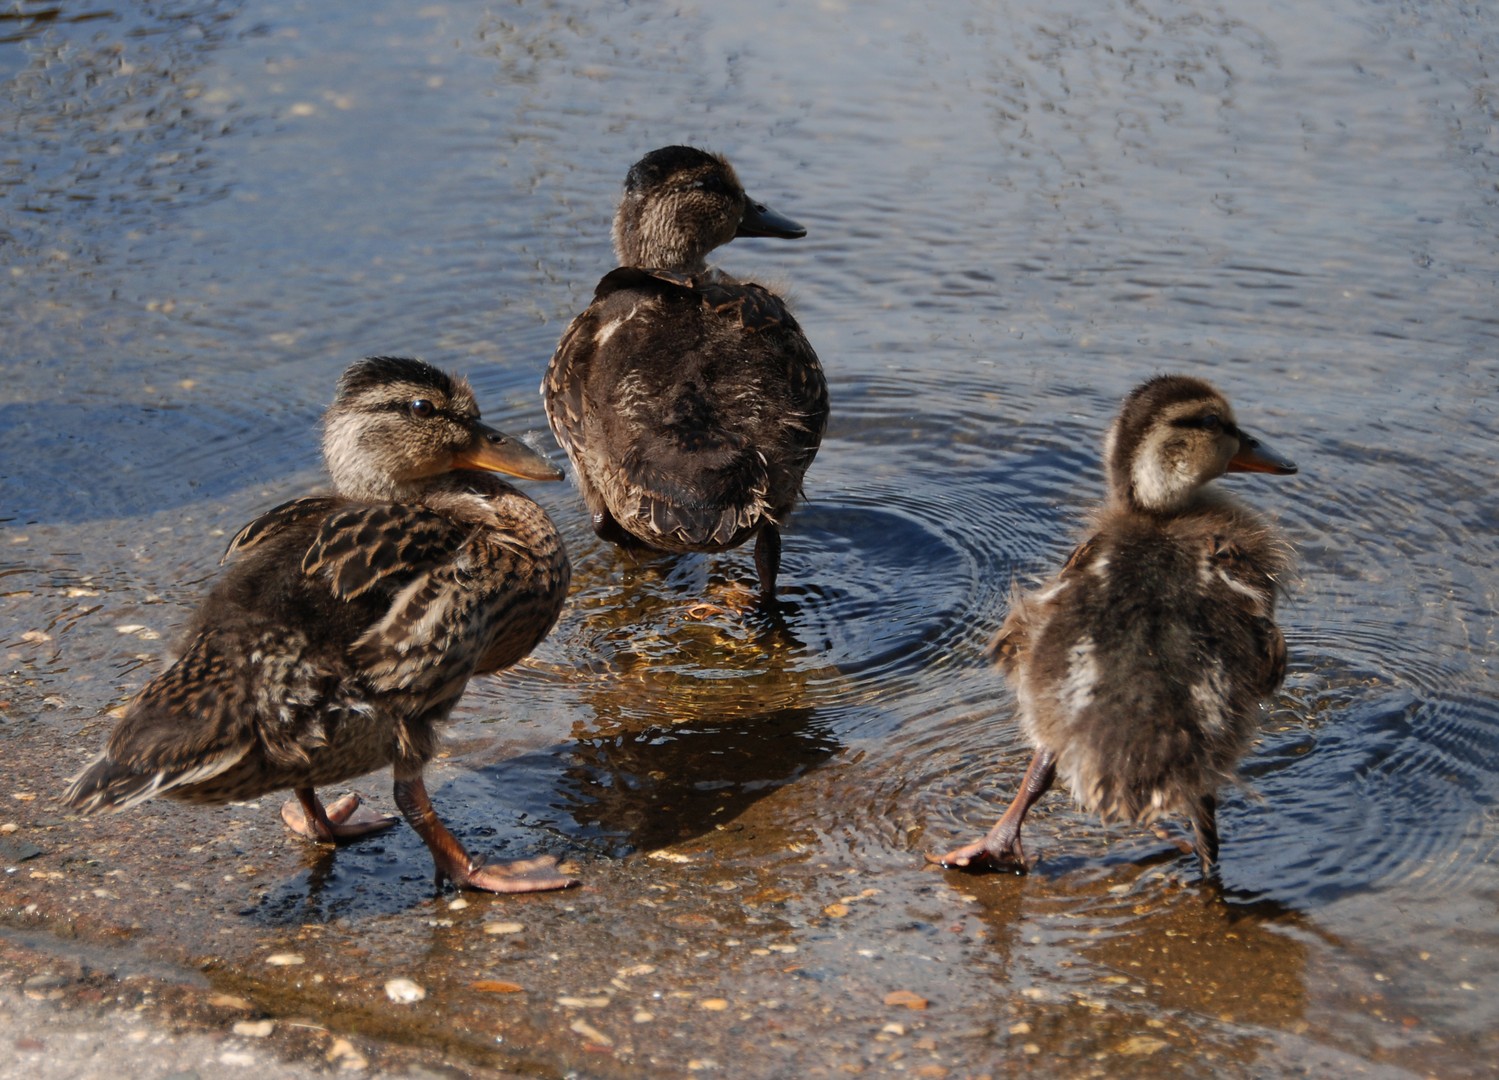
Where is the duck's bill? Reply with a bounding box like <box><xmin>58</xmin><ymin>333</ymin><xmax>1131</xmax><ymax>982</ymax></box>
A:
<box><xmin>1228</xmin><ymin>433</ymin><xmax>1298</xmax><ymax>475</ymax></box>
<box><xmin>737</xmin><ymin>197</ymin><xmax>806</xmax><ymax>239</ymax></box>
<box><xmin>454</xmin><ymin>426</ymin><xmax>565</xmax><ymax>481</ymax></box>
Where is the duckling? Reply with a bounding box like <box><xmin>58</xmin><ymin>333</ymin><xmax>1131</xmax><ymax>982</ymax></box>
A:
<box><xmin>543</xmin><ymin>145</ymin><xmax>828</xmax><ymax>606</ymax></box>
<box><xmin>63</xmin><ymin>357</ymin><xmax>576</xmax><ymax>894</ymax></box>
<box><xmin>931</xmin><ymin>375</ymin><xmax>1297</xmax><ymax>876</ymax></box>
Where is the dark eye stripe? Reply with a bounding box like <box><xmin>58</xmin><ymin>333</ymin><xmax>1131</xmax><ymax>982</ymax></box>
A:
<box><xmin>1171</xmin><ymin>414</ymin><xmax>1230</xmax><ymax>432</ymax></box>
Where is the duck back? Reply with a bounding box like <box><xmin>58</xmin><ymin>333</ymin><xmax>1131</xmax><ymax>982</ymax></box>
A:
<box><xmin>1010</xmin><ymin>502</ymin><xmax>1288</xmax><ymax>823</ymax></box>
<box><xmin>547</xmin><ymin>270</ymin><xmax>825</xmax><ymax>552</ymax></box>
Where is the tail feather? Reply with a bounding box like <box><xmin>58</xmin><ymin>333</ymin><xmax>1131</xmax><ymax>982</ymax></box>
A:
<box><xmin>620</xmin><ymin>433</ymin><xmax>770</xmax><ymax>548</ymax></box>
<box><xmin>62</xmin><ymin>746</ymin><xmax>245</xmax><ymax>815</ymax></box>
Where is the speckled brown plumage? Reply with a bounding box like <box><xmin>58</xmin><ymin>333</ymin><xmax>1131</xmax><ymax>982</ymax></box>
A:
<box><xmin>542</xmin><ymin>146</ymin><xmax>828</xmax><ymax>605</ymax></box>
<box><xmin>932</xmin><ymin>375</ymin><xmax>1297</xmax><ymax>878</ymax></box>
<box><xmin>63</xmin><ymin>356</ymin><xmax>576</xmax><ymax>894</ymax></box>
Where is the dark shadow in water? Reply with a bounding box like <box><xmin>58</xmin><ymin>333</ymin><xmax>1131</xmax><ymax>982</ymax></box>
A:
<box><xmin>555</xmin><ymin>705</ymin><xmax>838</xmax><ymax>857</ymax></box>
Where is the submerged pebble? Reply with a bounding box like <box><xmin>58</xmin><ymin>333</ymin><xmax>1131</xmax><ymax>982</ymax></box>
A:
<box><xmin>384</xmin><ymin>978</ymin><xmax>426</xmax><ymax>1004</ymax></box>
<box><xmin>885</xmin><ymin>990</ymin><xmax>929</xmax><ymax>1010</ymax></box>
<box><xmin>570</xmin><ymin>1018</ymin><xmax>613</xmax><ymax>1046</ymax></box>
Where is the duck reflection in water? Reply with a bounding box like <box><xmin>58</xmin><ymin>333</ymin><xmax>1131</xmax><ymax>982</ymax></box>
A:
<box><xmin>543</xmin><ymin>146</ymin><xmax>828</xmax><ymax>609</ymax></box>
<box><xmin>557</xmin><ymin>705</ymin><xmax>837</xmax><ymax>856</ymax></box>
<box><xmin>932</xmin><ymin>376</ymin><xmax>1298</xmax><ymax>878</ymax></box>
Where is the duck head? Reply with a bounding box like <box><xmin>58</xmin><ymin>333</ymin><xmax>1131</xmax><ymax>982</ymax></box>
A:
<box><xmin>1102</xmin><ymin>374</ymin><xmax>1297</xmax><ymax>513</ymax></box>
<box><xmin>323</xmin><ymin>356</ymin><xmax>562</xmax><ymax>503</ymax></box>
<box><xmin>611</xmin><ymin>145</ymin><xmax>805</xmax><ymax>272</ymax></box>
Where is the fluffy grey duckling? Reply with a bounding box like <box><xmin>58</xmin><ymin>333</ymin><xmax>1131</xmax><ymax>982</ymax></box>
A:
<box><xmin>64</xmin><ymin>356</ymin><xmax>575</xmax><ymax>894</ymax></box>
<box><xmin>542</xmin><ymin>145</ymin><xmax>828</xmax><ymax>606</ymax></box>
<box><xmin>932</xmin><ymin>374</ymin><xmax>1297</xmax><ymax>876</ymax></box>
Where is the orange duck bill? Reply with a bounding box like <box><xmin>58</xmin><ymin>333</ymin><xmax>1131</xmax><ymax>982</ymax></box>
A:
<box><xmin>452</xmin><ymin>424</ymin><xmax>565</xmax><ymax>481</ymax></box>
<box><xmin>1228</xmin><ymin>430</ymin><xmax>1297</xmax><ymax>475</ymax></box>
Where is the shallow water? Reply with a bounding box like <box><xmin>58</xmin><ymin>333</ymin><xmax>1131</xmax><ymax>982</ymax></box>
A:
<box><xmin>3</xmin><ymin>0</ymin><xmax>1497</xmax><ymax>1075</ymax></box>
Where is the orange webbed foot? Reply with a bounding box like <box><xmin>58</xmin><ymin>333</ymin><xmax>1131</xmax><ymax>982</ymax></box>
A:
<box><xmin>281</xmin><ymin>792</ymin><xmax>399</xmax><ymax>843</ymax></box>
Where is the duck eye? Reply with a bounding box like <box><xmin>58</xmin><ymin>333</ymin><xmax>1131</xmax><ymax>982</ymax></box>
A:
<box><xmin>1201</xmin><ymin>413</ymin><xmax>1222</xmax><ymax>432</ymax></box>
<box><xmin>408</xmin><ymin>399</ymin><xmax>435</xmax><ymax>419</ymax></box>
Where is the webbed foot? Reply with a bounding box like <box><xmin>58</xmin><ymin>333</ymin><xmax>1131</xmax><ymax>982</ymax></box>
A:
<box><xmin>925</xmin><ymin>833</ymin><xmax>1030</xmax><ymax>874</ymax></box>
<box><xmin>281</xmin><ymin>790</ymin><xmax>399</xmax><ymax>843</ymax></box>
<box><xmin>446</xmin><ymin>854</ymin><xmax>579</xmax><ymax>894</ymax></box>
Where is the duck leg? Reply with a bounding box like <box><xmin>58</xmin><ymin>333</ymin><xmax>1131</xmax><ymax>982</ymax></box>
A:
<box><xmin>1190</xmin><ymin>792</ymin><xmax>1219</xmax><ymax>876</ymax></box>
<box><xmin>392</xmin><ymin>773</ymin><xmax>578</xmax><ymax>894</ymax></box>
<box><xmin>280</xmin><ymin>788</ymin><xmax>399</xmax><ymax>842</ymax></box>
<box><xmin>929</xmin><ymin>747</ymin><xmax>1056</xmax><ymax>872</ymax></box>
<box><xmin>754</xmin><ymin>523</ymin><xmax>782</xmax><ymax>606</ymax></box>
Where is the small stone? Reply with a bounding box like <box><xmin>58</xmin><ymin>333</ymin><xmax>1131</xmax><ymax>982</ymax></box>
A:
<box><xmin>647</xmin><ymin>850</ymin><xmax>693</xmax><ymax>863</ymax></box>
<box><xmin>884</xmin><ymin>990</ymin><xmax>929</xmax><ymax>1010</ymax></box>
<box><xmin>326</xmin><ymin>1037</ymin><xmax>359</xmax><ymax>1063</ymax></box>
<box><xmin>447</xmin><ymin>897</ymin><xmax>469</xmax><ymax>911</ymax></box>
<box><xmin>264</xmin><ymin>953</ymin><xmax>304</xmax><ymax>966</ymax></box>
<box><xmin>882</xmin><ymin>1022</ymin><xmax>906</xmax><ymax>1035</ymax></box>
<box><xmin>569</xmin><ymin>1018</ymin><xmax>613</xmax><ymax>1046</ymax></box>
<box><xmin>471</xmin><ymin>980</ymin><xmax>523</xmax><ymax>994</ymax></box>
<box><xmin>633</xmin><ymin>1010</ymin><xmax>655</xmax><ymax>1023</ymax></box>
<box><xmin>700</xmin><ymin>998</ymin><xmax>729</xmax><ymax>1011</ymax></box>
<box><xmin>384</xmin><ymin>978</ymin><xmax>426</xmax><ymax>1004</ymax></box>
<box><xmin>233</xmin><ymin>1020</ymin><xmax>275</xmax><ymax>1038</ymax></box>
<box><xmin>114</xmin><ymin>624</ymin><xmax>160</xmax><ymax>640</ymax></box>
<box><xmin>616</xmin><ymin>963</ymin><xmax>657</xmax><ymax>978</ymax></box>
<box><xmin>0</xmin><ymin>837</ymin><xmax>43</xmax><ymax>863</ymax></box>
<box><xmin>484</xmin><ymin>921</ymin><xmax>525</xmax><ymax>936</ymax></box>
<box><xmin>0</xmin><ymin>823</ymin><xmax>18</xmax><ymax>834</ymax></box>
<box><xmin>557</xmin><ymin>994</ymin><xmax>611</xmax><ymax>1008</ymax></box>
<box><xmin>219</xmin><ymin>1050</ymin><xmax>257</xmax><ymax>1065</ymax></box>
<box><xmin>823</xmin><ymin>903</ymin><xmax>850</xmax><ymax>918</ymax></box>
<box><xmin>1118</xmin><ymin>1036</ymin><xmax>1167</xmax><ymax>1055</ymax></box>
<box><xmin>209</xmin><ymin>994</ymin><xmax>255</xmax><ymax>1011</ymax></box>
<box><xmin>23</xmin><ymin>973</ymin><xmax>72</xmax><ymax>993</ymax></box>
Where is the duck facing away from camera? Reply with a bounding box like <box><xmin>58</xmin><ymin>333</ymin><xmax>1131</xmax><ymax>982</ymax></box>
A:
<box><xmin>543</xmin><ymin>145</ymin><xmax>828</xmax><ymax>606</ymax></box>
<box><xmin>930</xmin><ymin>374</ymin><xmax>1298</xmax><ymax>878</ymax></box>
<box><xmin>63</xmin><ymin>356</ymin><xmax>575</xmax><ymax>894</ymax></box>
